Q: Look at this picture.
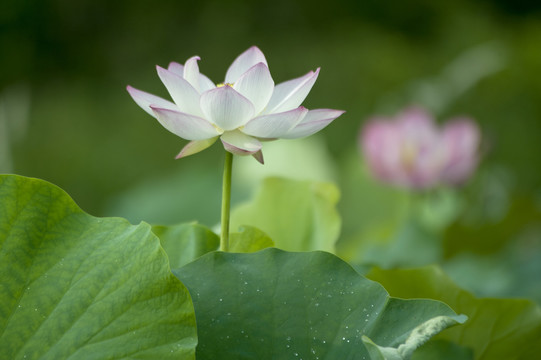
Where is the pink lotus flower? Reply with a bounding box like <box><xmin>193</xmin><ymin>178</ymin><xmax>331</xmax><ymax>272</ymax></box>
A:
<box><xmin>360</xmin><ymin>107</ymin><xmax>480</xmax><ymax>189</ymax></box>
<box><xmin>127</xmin><ymin>46</ymin><xmax>344</xmax><ymax>164</ymax></box>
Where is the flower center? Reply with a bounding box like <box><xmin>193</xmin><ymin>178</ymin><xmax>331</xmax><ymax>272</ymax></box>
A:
<box><xmin>217</xmin><ymin>82</ymin><xmax>234</xmax><ymax>88</ymax></box>
<box><xmin>401</xmin><ymin>142</ymin><xmax>418</xmax><ymax>172</ymax></box>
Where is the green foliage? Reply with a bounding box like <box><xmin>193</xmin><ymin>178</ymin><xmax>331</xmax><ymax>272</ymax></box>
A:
<box><xmin>229</xmin><ymin>225</ymin><xmax>274</xmax><ymax>253</ymax></box>
<box><xmin>2</xmin><ymin>1</ymin><xmax>541</xmax><ymax>357</ymax></box>
<box><xmin>337</xmin><ymin>154</ymin><xmax>450</xmax><ymax>268</ymax></box>
<box><xmin>412</xmin><ymin>340</ymin><xmax>473</xmax><ymax>360</ymax></box>
<box><xmin>362</xmin><ymin>316</ymin><xmax>468</xmax><ymax>360</ymax></box>
<box><xmin>0</xmin><ymin>175</ymin><xmax>197</xmax><ymax>359</ymax></box>
<box><xmin>175</xmin><ymin>248</ymin><xmax>466</xmax><ymax>359</ymax></box>
<box><xmin>337</xmin><ymin>153</ymin><xmax>410</xmax><ymax>249</ymax></box>
<box><xmin>231</xmin><ymin>177</ymin><xmax>341</xmax><ymax>252</ymax></box>
<box><xmin>367</xmin><ymin>266</ymin><xmax>541</xmax><ymax>359</ymax></box>
<box><xmin>106</xmin><ymin>163</ymin><xmax>224</xmax><ymax>226</ymax></box>
<box><xmin>152</xmin><ymin>222</ymin><xmax>219</xmax><ymax>269</ymax></box>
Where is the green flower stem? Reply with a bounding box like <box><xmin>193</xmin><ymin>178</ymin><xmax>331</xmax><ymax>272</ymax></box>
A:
<box><xmin>220</xmin><ymin>151</ymin><xmax>233</xmax><ymax>251</ymax></box>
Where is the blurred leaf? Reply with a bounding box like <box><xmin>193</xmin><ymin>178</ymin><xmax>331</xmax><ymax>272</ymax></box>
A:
<box><xmin>444</xmin><ymin>194</ymin><xmax>541</xmax><ymax>257</ymax></box>
<box><xmin>442</xmin><ymin>165</ymin><xmax>541</xmax><ymax>258</ymax></box>
<box><xmin>367</xmin><ymin>266</ymin><xmax>541</xmax><ymax>360</ymax></box>
<box><xmin>363</xmin><ymin>316</ymin><xmax>466</xmax><ymax>360</ymax></box>
<box><xmin>412</xmin><ymin>340</ymin><xmax>473</xmax><ymax>360</ymax></box>
<box><xmin>233</xmin><ymin>136</ymin><xmax>338</xmax><ymax>188</ymax></box>
<box><xmin>0</xmin><ymin>175</ymin><xmax>197</xmax><ymax>359</ymax></box>
<box><xmin>415</xmin><ymin>188</ymin><xmax>463</xmax><ymax>232</ymax></box>
<box><xmin>106</xmin><ymin>163</ymin><xmax>223</xmax><ymax>226</ymax></box>
<box><xmin>443</xmin><ymin>225</ymin><xmax>541</xmax><ymax>302</ymax></box>
<box><xmin>174</xmin><ymin>249</ymin><xmax>466</xmax><ymax>359</ymax></box>
<box><xmin>337</xmin><ymin>153</ymin><xmax>410</xmax><ymax>249</ymax></box>
<box><xmin>336</xmin><ymin>153</ymin><xmax>417</xmax><ymax>267</ymax></box>
<box><xmin>230</xmin><ymin>177</ymin><xmax>341</xmax><ymax>252</ymax></box>
<box><xmin>229</xmin><ymin>226</ymin><xmax>274</xmax><ymax>253</ymax></box>
<box><xmin>347</xmin><ymin>218</ymin><xmax>442</xmax><ymax>269</ymax></box>
<box><xmin>337</xmin><ymin>153</ymin><xmax>464</xmax><ymax>267</ymax></box>
<box><xmin>152</xmin><ymin>222</ymin><xmax>219</xmax><ymax>269</ymax></box>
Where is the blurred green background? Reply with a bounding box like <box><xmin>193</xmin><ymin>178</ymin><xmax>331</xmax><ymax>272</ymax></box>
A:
<box><xmin>1</xmin><ymin>0</ymin><xmax>540</xmax><ymax>300</ymax></box>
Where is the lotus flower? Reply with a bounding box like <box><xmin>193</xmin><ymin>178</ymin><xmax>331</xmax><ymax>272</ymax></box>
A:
<box><xmin>127</xmin><ymin>46</ymin><xmax>344</xmax><ymax>164</ymax></box>
<box><xmin>360</xmin><ymin>107</ymin><xmax>480</xmax><ymax>189</ymax></box>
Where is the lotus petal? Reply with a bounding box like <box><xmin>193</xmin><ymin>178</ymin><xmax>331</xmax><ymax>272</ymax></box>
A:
<box><xmin>281</xmin><ymin>108</ymin><xmax>344</xmax><ymax>139</ymax></box>
<box><xmin>264</xmin><ymin>68</ymin><xmax>320</xmax><ymax>114</ymax></box>
<box><xmin>168</xmin><ymin>61</ymin><xmax>184</xmax><ymax>77</ymax></box>
<box><xmin>251</xmin><ymin>150</ymin><xmax>264</xmax><ymax>164</ymax></box>
<box><xmin>243</xmin><ymin>107</ymin><xmax>308</xmax><ymax>138</ymax></box>
<box><xmin>221</xmin><ymin>130</ymin><xmax>262</xmax><ymax>155</ymax></box>
<box><xmin>199</xmin><ymin>73</ymin><xmax>216</xmax><ymax>93</ymax></box>
<box><xmin>441</xmin><ymin>118</ymin><xmax>480</xmax><ymax>184</ymax></box>
<box><xmin>156</xmin><ymin>66</ymin><xmax>203</xmax><ymax>117</ymax></box>
<box><xmin>168</xmin><ymin>61</ymin><xmax>215</xmax><ymax>93</ymax></box>
<box><xmin>225</xmin><ymin>46</ymin><xmax>268</xmax><ymax>84</ymax></box>
<box><xmin>200</xmin><ymin>86</ymin><xmax>255</xmax><ymax>130</ymax></box>
<box><xmin>183</xmin><ymin>56</ymin><xmax>202</xmax><ymax>91</ymax></box>
<box><xmin>151</xmin><ymin>106</ymin><xmax>222</xmax><ymax>140</ymax></box>
<box><xmin>126</xmin><ymin>86</ymin><xmax>178</xmax><ymax>118</ymax></box>
<box><xmin>233</xmin><ymin>63</ymin><xmax>274</xmax><ymax>115</ymax></box>
<box><xmin>176</xmin><ymin>137</ymin><xmax>219</xmax><ymax>159</ymax></box>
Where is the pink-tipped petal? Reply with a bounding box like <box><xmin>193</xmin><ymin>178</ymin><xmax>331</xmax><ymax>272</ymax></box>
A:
<box><xmin>264</xmin><ymin>68</ymin><xmax>320</xmax><ymax>114</ymax></box>
<box><xmin>233</xmin><ymin>63</ymin><xmax>274</xmax><ymax>115</ymax></box>
<box><xmin>170</xmin><ymin>60</ymin><xmax>215</xmax><ymax>92</ymax></box>
<box><xmin>281</xmin><ymin>108</ymin><xmax>344</xmax><ymax>139</ymax></box>
<box><xmin>243</xmin><ymin>106</ymin><xmax>308</xmax><ymax>138</ymax></box>
<box><xmin>397</xmin><ymin>107</ymin><xmax>437</xmax><ymax>132</ymax></box>
<box><xmin>156</xmin><ymin>66</ymin><xmax>203</xmax><ymax>117</ymax></box>
<box><xmin>225</xmin><ymin>46</ymin><xmax>268</xmax><ymax>84</ymax></box>
<box><xmin>151</xmin><ymin>106</ymin><xmax>222</xmax><ymax>140</ymax></box>
<box><xmin>220</xmin><ymin>130</ymin><xmax>262</xmax><ymax>155</ymax></box>
<box><xmin>176</xmin><ymin>137</ymin><xmax>218</xmax><ymax>159</ymax></box>
<box><xmin>183</xmin><ymin>56</ymin><xmax>201</xmax><ymax>91</ymax></box>
<box><xmin>361</xmin><ymin>119</ymin><xmax>403</xmax><ymax>185</ymax></box>
<box><xmin>168</xmin><ymin>61</ymin><xmax>184</xmax><ymax>77</ymax></box>
<box><xmin>441</xmin><ymin>118</ymin><xmax>480</xmax><ymax>184</ymax></box>
<box><xmin>126</xmin><ymin>85</ymin><xmax>178</xmax><ymax>118</ymax></box>
<box><xmin>200</xmin><ymin>86</ymin><xmax>255</xmax><ymax>130</ymax></box>
<box><xmin>252</xmin><ymin>150</ymin><xmax>265</xmax><ymax>164</ymax></box>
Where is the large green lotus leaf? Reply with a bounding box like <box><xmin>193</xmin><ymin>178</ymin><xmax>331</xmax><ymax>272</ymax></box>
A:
<box><xmin>152</xmin><ymin>222</ymin><xmax>219</xmax><ymax>269</ymax></box>
<box><xmin>230</xmin><ymin>177</ymin><xmax>341</xmax><ymax>252</ymax></box>
<box><xmin>367</xmin><ymin>266</ymin><xmax>541</xmax><ymax>359</ymax></box>
<box><xmin>0</xmin><ymin>175</ymin><xmax>197</xmax><ymax>359</ymax></box>
<box><xmin>174</xmin><ymin>249</ymin><xmax>466</xmax><ymax>359</ymax></box>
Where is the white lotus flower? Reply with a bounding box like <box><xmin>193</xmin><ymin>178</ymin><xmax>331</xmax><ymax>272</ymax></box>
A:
<box><xmin>127</xmin><ymin>46</ymin><xmax>344</xmax><ymax>163</ymax></box>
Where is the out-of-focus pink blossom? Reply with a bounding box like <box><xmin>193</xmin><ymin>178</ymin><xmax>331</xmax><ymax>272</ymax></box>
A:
<box><xmin>360</xmin><ymin>107</ymin><xmax>480</xmax><ymax>189</ymax></box>
<box><xmin>440</xmin><ymin>119</ymin><xmax>481</xmax><ymax>185</ymax></box>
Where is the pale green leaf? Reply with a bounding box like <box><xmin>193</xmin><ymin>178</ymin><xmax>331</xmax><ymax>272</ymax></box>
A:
<box><xmin>229</xmin><ymin>226</ymin><xmax>274</xmax><ymax>253</ymax></box>
<box><xmin>367</xmin><ymin>266</ymin><xmax>541</xmax><ymax>359</ymax></box>
<box><xmin>152</xmin><ymin>222</ymin><xmax>219</xmax><ymax>269</ymax></box>
<box><xmin>0</xmin><ymin>175</ymin><xmax>197</xmax><ymax>359</ymax></box>
<box><xmin>230</xmin><ymin>177</ymin><xmax>341</xmax><ymax>252</ymax></box>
